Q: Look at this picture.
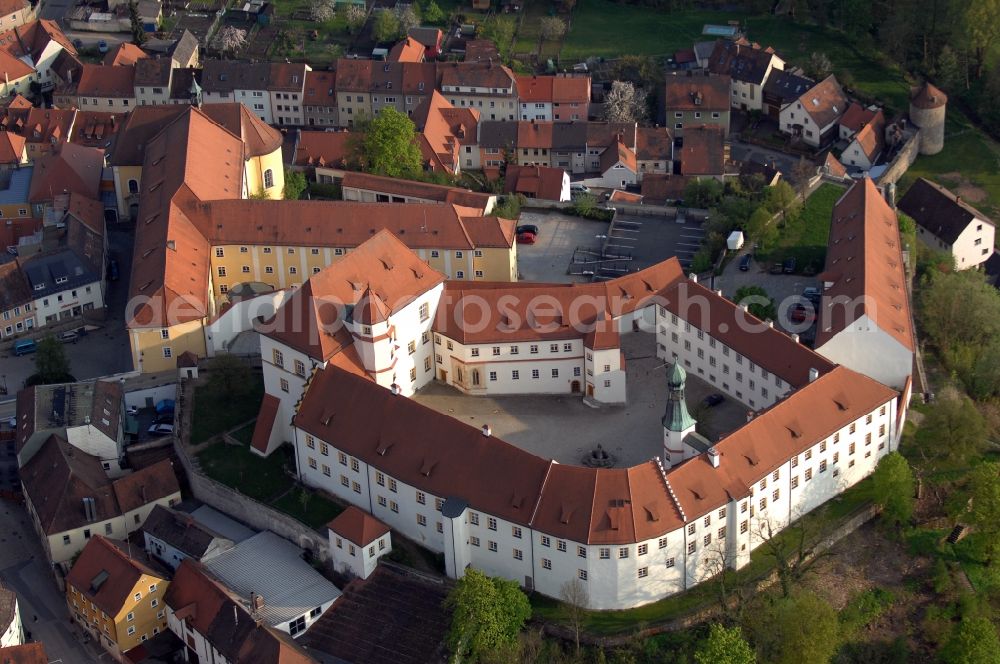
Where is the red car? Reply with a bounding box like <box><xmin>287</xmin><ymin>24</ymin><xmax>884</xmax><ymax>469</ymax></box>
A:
<box><xmin>789</xmin><ymin>303</ymin><xmax>815</xmax><ymax>325</ymax></box>
<box><xmin>517</xmin><ymin>231</ymin><xmax>537</xmax><ymax>244</ymax></box>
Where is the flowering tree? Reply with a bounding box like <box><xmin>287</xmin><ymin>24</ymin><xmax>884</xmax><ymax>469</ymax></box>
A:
<box><xmin>218</xmin><ymin>26</ymin><xmax>247</xmax><ymax>54</ymax></box>
<box><xmin>310</xmin><ymin>0</ymin><xmax>336</xmax><ymax>23</ymax></box>
<box><xmin>344</xmin><ymin>5</ymin><xmax>367</xmax><ymax>34</ymax></box>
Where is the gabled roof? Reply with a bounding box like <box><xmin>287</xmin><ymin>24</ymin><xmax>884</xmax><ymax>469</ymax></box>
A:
<box><xmin>0</xmin><ymin>643</ymin><xmax>49</xmax><ymax>664</ymax></box>
<box><xmin>303</xmin><ymin>69</ymin><xmax>335</xmax><ymax>108</ymax></box>
<box><xmin>333</xmin><ymin>58</ymin><xmax>371</xmax><ymax>91</ymax></box>
<box><xmin>504</xmin><ymin>164</ymin><xmax>566</xmax><ymax>201</ymax></box>
<box><xmin>269</xmin><ymin>62</ymin><xmax>308</xmax><ymax>91</ymax></box>
<box><xmin>600</xmin><ymin>139</ymin><xmax>637</xmax><ymax>173</ymax></box>
<box><xmin>0</xmin><ymin>261</ymin><xmax>30</xmax><ymax>312</ymax></box>
<box><xmin>142</xmin><ymin>504</ymin><xmax>232</xmax><ymax>560</ymax></box>
<box><xmin>848</xmin><ymin>118</ymin><xmax>884</xmax><ymax>162</ymax></box>
<box><xmin>388</xmin><ymin>36</ymin><xmax>425</xmax><ymax>63</ymax></box>
<box><xmin>477</xmin><ymin>120</ymin><xmax>518</xmax><ymax>149</ymax></box>
<box><xmin>664</xmin><ymin>71</ymin><xmax>731</xmax><ymax>111</ymax></box>
<box><xmin>0</xmin><ymin>129</ymin><xmax>24</xmax><ymax>162</ymax></box>
<box><xmin>69</xmin><ymin>110</ymin><xmax>122</xmax><ymax>148</ymax></box>
<box><xmin>706</xmin><ymin>38</ymin><xmax>782</xmax><ymax>85</ymax></box>
<box><xmin>822</xmin><ymin>152</ymin><xmax>847</xmax><ymax>178</ymax></box>
<box><xmin>839</xmin><ymin>102</ymin><xmax>881</xmax><ymax>134</ymax></box>
<box><xmin>28</xmin><ymin>141</ymin><xmax>103</xmax><ymax>202</ymax></box>
<box><xmin>816</xmin><ymin>178</ymin><xmax>914</xmax><ymax>351</ymax></box>
<box><xmin>66</xmin><ymin>535</ymin><xmax>167</xmax><ymax>617</ymax></box>
<box><xmin>76</xmin><ymin>63</ymin><xmax>136</xmax><ymax>97</ymax></box>
<box><xmin>327</xmin><ymin>506</ymin><xmax>390</xmax><ymax>546</ymax></box>
<box><xmin>679</xmin><ymin>125</ymin><xmax>725</xmax><ymax>176</ymax></box>
<box><xmin>438</xmin><ymin>61</ymin><xmax>515</xmax><ymax>91</ymax></box>
<box><xmin>794</xmin><ymin>74</ymin><xmax>846</xmax><ymax>129</ymax></box>
<box><xmin>103</xmin><ymin>41</ymin><xmax>147</xmax><ymax>66</ymax></box>
<box><xmin>897</xmin><ymin>177</ymin><xmax>995</xmax><ymax>244</ymax></box>
<box><xmin>293</xmin><ymin>129</ymin><xmax>358</xmax><ymax>167</ymax></box>
<box><xmin>200</xmin><ymin>60</ymin><xmax>270</xmax><ymax>94</ymax></box>
<box><xmin>134</xmin><ymin>57</ymin><xmax>171</xmax><ymax>86</ymax></box>
<box><xmin>762</xmin><ymin>69</ymin><xmax>814</xmax><ymax>104</ymax></box>
<box><xmin>341</xmin><ymin>171</ymin><xmax>493</xmax><ymax>211</ymax></box>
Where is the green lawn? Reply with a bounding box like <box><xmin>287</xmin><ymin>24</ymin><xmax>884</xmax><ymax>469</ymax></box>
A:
<box><xmin>196</xmin><ymin>440</ymin><xmax>295</xmax><ymax>503</ymax></box>
<box><xmin>230</xmin><ymin>422</ymin><xmax>256</xmax><ymax>446</ymax></box>
<box><xmin>512</xmin><ymin>2</ymin><xmax>549</xmax><ymax>56</ymax></box>
<box><xmin>532</xmin><ymin>478</ymin><xmax>875</xmax><ymax>635</ymax></box>
<box><xmin>190</xmin><ymin>375</ymin><xmax>264</xmax><ymax>444</ymax></box>
<box><xmin>759</xmin><ymin>183</ymin><xmax>844</xmax><ymax>271</ymax></box>
<box><xmin>271</xmin><ymin>487</ymin><xmax>344</xmax><ymax>529</ymax></box>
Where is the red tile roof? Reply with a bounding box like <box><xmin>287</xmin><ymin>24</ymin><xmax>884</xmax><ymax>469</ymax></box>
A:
<box><xmin>839</xmin><ymin>103</ymin><xmax>880</xmax><ymax>134</ymax></box>
<box><xmin>664</xmin><ymin>71</ymin><xmax>731</xmax><ymax>111</ymax></box>
<box><xmin>66</xmin><ymin>535</ymin><xmax>167</xmax><ymax>617</ymax></box>
<box><xmin>103</xmin><ymin>42</ymin><xmax>147</xmax><ymax>67</ymax></box>
<box><xmin>341</xmin><ymin>171</ymin><xmax>494</xmax><ymax>211</ymax></box>
<box><xmin>679</xmin><ymin>125</ymin><xmax>725</xmax><ymax>176</ymax></box>
<box><xmin>816</xmin><ymin>178</ymin><xmax>914</xmax><ymax>351</ymax></box>
<box><xmin>600</xmin><ymin>139</ymin><xmax>637</xmax><ymax>173</ymax></box>
<box><xmin>822</xmin><ymin>152</ymin><xmax>847</xmax><ymax>178</ymax></box>
<box><xmin>76</xmin><ymin>63</ymin><xmax>136</xmax><ymax>97</ymax></box>
<box><xmin>0</xmin><ymin>129</ymin><xmax>24</xmax><ymax>162</ymax></box>
<box><xmin>0</xmin><ymin>643</ymin><xmax>50</xmax><ymax>664</ymax></box>
<box><xmin>910</xmin><ymin>81</ymin><xmax>947</xmax><ymax>109</ymax></box>
<box><xmin>303</xmin><ymin>70</ymin><xmax>335</xmax><ymax>108</ymax></box>
<box><xmin>504</xmin><ymin>164</ymin><xmax>566</xmax><ymax>201</ymax></box>
<box><xmin>251</xmin><ymin>394</ymin><xmax>280</xmax><ymax>454</ymax></box>
<box><xmin>636</xmin><ymin>126</ymin><xmax>672</xmax><ymax>161</ymax></box>
<box><xmin>28</xmin><ymin>141</ymin><xmax>103</xmax><ymax>202</ymax></box>
<box><xmin>327</xmin><ymin>506</ymin><xmax>390</xmax><ymax>546</ymax></box>
<box><xmin>388</xmin><ymin>37</ymin><xmax>425</xmax><ymax>63</ymax></box>
<box><xmin>294</xmin><ymin>129</ymin><xmax>359</xmax><ymax>168</ymax></box>
<box><xmin>795</xmin><ymin>74</ymin><xmax>847</xmax><ymax>129</ymax></box>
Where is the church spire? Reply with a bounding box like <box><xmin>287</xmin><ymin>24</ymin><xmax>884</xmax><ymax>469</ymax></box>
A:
<box><xmin>662</xmin><ymin>362</ymin><xmax>695</xmax><ymax>432</ymax></box>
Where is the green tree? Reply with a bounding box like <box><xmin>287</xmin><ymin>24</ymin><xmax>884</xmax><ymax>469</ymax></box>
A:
<box><xmin>960</xmin><ymin>462</ymin><xmax>1000</xmax><ymax>562</ymax></box>
<box><xmin>734</xmin><ymin>285</ymin><xmax>776</xmax><ymax>321</ymax></box>
<box><xmin>33</xmin><ymin>336</ymin><xmax>72</xmax><ymax>385</ymax></box>
<box><xmin>445</xmin><ymin>569</ymin><xmax>531</xmax><ymax>660</ymax></box>
<box><xmin>206</xmin><ymin>354</ymin><xmax>253</xmax><ymax>398</ymax></box>
<box><xmin>916</xmin><ymin>394</ymin><xmax>988</xmax><ymax>475</ymax></box>
<box><xmin>129</xmin><ymin>0</ymin><xmax>147</xmax><ymax>45</ymax></box>
<box><xmin>871</xmin><ymin>452</ymin><xmax>916</xmax><ymax>526</ymax></box>
<box><xmin>919</xmin><ymin>270</ymin><xmax>1000</xmax><ymax>355</ymax></box>
<box><xmin>283</xmin><ymin>169</ymin><xmax>307</xmax><ymax>200</ymax></box>
<box><xmin>746</xmin><ymin>592</ymin><xmax>840</xmax><ymax>664</ymax></box>
<box><xmin>963</xmin><ymin>0</ymin><xmax>1000</xmax><ymax>78</ymax></box>
<box><xmin>745</xmin><ymin>206</ymin><xmax>777</xmax><ymax>250</ymax></box>
<box><xmin>362</xmin><ymin>107</ymin><xmax>423</xmax><ymax>179</ymax></box>
<box><xmin>344</xmin><ymin>4</ymin><xmax>367</xmax><ymax>33</ymax></box>
<box><xmin>372</xmin><ymin>8</ymin><xmax>400</xmax><ymax>43</ymax></box>
<box><xmin>685</xmin><ymin>178</ymin><xmax>724</xmax><ymax>209</ymax></box>
<box><xmin>935</xmin><ymin>45</ymin><xmax>963</xmax><ymax>91</ymax></box>
<box><xmin>765</xmin><ymin>181</ymin><xmax>800</xmax><ymax>221</ymax></box>
<box><xmin>695</xmin><ymin>624</ymin><xmax>756</xmax><ymax>664</ymax></box>
<box><xmin>423</xmin><ymin>0</ymin><xmax>444</xmax><ymax>23</ymax></box>
<box><xmin>479</xmin><ymin>15</ymin><xmax>516</xmax><ymax>59</ymax></box>
<box><xmin>939</xmin><ymin>616</ymin><xmax>1000</xmax><ymax>664</ymax></box>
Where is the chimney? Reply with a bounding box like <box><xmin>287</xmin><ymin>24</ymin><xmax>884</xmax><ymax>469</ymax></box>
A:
<box><xmin>390</xmin><ymin>383</ymin><xmax>399</xmax><ymax>396</ymax></box>
<box><xmin>791</xmin><ymin>333</ymin><xmax>800</xmax><ymax>343</ymax></box>
<box><xmin>746</xmin><ymin>410</ymin><xmax>755</xmax><ymax>422</ymax></box>
<box><xmin>688</xmin><ymin>273</ymin><xmax>697</xmax><ymax>283</ymax></box>
<box><xmin>707</xmin><ymin>447</ymin><xmax>720</xmax><ymax>468</ymax></box>
<box><xmin>808</xmin><ymin>367</ymin><xmax>819</xmax><ymax>382</ymax></box>
<box><xmin>252</xmin><ymin>594</ymin><xmax>265</xmax><ymax>611</ymax></box>
<box><xmin>481</xmin><ymin>424</ymin><xmax>491</xmax><ymax>437</ymax></box>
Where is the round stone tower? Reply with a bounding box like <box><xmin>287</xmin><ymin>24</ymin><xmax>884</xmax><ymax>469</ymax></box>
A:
<box><xmin>909</xmin><ymin>81</ymin><xmax>947</xmax><ymax>155</ymax></box>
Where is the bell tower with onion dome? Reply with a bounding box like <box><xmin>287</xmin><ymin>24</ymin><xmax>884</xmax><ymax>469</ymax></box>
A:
<box><xmin>662</xmin><ymin>361</ymin><xmax>697</xmax><ymax>468</ymax></box>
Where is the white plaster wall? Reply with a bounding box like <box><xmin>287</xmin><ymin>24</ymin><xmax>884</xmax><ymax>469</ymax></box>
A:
<box><xmin>814</xmin><ymin>315</ymin><xmax>912</xmax><ymax>390</ymax></box>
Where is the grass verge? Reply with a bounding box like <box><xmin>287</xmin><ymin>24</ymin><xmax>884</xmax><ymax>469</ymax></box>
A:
<box><xmin>271</xmin><ymin>487</ymin><xmax>344</xmax><ymax>529</ymax></box>
<box><xmin>190</xmin><ymin>375</ymin><xmax>264</xmax><ymax>444</ymax></box>
<box><xmin>758</xmin><ymin>182</ymin><xmax>844</xmax><ymax>271</ymax></box>
<box><xmin>196</xmin><ymin>440</ymin><xmax>294</xmax><ymax>503</ymax></box>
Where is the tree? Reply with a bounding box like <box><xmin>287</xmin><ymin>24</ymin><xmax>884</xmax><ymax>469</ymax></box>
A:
<box><xmin>685</xmin><ymin>178</ymin><xmax>724</xmax><ymax>209</ymax></box>
<box><xmin>309</xmin><ymin>0</ymin><xmax>335</xmax><ymax>22</ymax></box>
<box><xmin>344</xmin><ymin>5</ymin><xmax>367</xmax><ymax>33</ymax></box>
<box><xmin>540</xmin><ymin>16</ymin><xmax>567</xmax><ymax>41</ymax></box>
<box><xmin>939</xmin><ymin>616</ymin><xmax>1000</xmax><ymax>664</ymax></box>
<box><xmin>394</xmin><ymin>3</ymin><xmax>420</xmax><ymax>37</ymax></box>
<box><xmin>745</xmin><ymin>592</ymin><xmax>840</xmax><ymax>664</ymax></box>
<box><xmin>283</xmin><ymin>169</ymin><xmax>307</xmax><ymax>200</ymax></box>
<box><xmin>362</xmin><ymin>107</ymin><xmax>423</xmax><ymax>178</ymax></box>
<box><xmin>915</xmin><ymin>394</ymin><xmax>988</xmax><ymax>476</ymax></box>
<box><xmin>765</xmin><ymin>181</ymin><xmax>800</xmax><ymax>221</ymax></box>
<box><xmin>218</xmin><ymin>26</ymin><xmax>247</xmax><ymax>55</ymax></box>
<box><xmin>935</xmin><ymin>45</ymin><xmax>963</xmax><ymax>91</ymax></box>
<box><xmin>206</xmin><ymin>354</ymin><xmax>253</xmax><ymax>397</ymax></box>
<box><xmin>963</xmin><ymin>0</ymin><xmax>1000</xmax><ymax>79</ymax></box>
<box><xmin>871</xmin><ymin>452</ymin><xmax>916</xmax><ymax>526</ymax></box>
<box><xmin>129</xmin><ymin>0</ymin><xmax>147</xmax><ymax>45</ymax></box>
<box><xmin>423</xmin><ymin>0</ymin><xmax>444</xmax><ymax>23</ymax></box>
<box><xmin>734</xmin><ymin>285</ymin><xmax>776</xmax><ymax>321</ymax></box>
<box><xmin>791</xmin><ymin>156</ymin><xmax>814</xmax><ymax>201</ymax></box>
<box><xmin>695</xmin><ymin>624</ymin><xmax>756</xmax><ymax>664</ymax></box>
<box><xmin>479</xmin><ymin>15</ymin><xmax>516</xmax><ymax>59</ymax></box>
<box><xmin>960</xmin><ymin>462</ymin><xmax>1000</xmax><ymax>562</ymax></box>
<box><xmin>602</xmin><ymin>81</ymin><xmax>647</xmax><ymax>123</ymax></box>
<box><xmin>33</xmin><ymin>336</ymin><xmax>72</xmax><ymax>385</ymax></box>
<box><xmin>805</xmin><ymin>51</ymin><xmax>832</xmax><ymax>79</ymax></box>
<box><xmin>559</xmin><ymin>579</ymin><xmax>588</xmax><ymax>658</ymax></box>
<box><xmin>445</xmin><ymin>569</ymin><xmax>531</xmax><ymax>660</ymax></box>
<box><xmin>745</xmin><ymin>206</ymin><xmax>777</xmax><ymax>250</ymax></box>
<box><xmin>753</xmin><ymin>516</ymin><xmax>831</xmax><ymax>599</ymax></box>
<box><xmin>372</xmin><ymin>9</ymin><xmax>400</xmax><ymax>43</ymax></box>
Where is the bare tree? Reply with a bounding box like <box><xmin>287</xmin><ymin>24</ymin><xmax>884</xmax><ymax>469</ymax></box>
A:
<box><xmin>344</xmin><ymin>4</ymin><xmax>367</xmax><ymax>34</ymax></box>
<box><xmin>698</xmin><ymin>536</ymin><xmax>750</xmax><ymax>623</ymax></box>
<box><xmin>751</xmin><ymin>511</ymin><xmax>835</xmax><ymax>598</ymax></box>
<box><xmin>602</xmin><ymin>80</ymin><xmax>647</xmax><ymax>124</ymax></box>
<box><xmin>540</xmin><ymin>16</ymin><xmax>567</xmax><ymax>41</ymax></box>
<box><xmin>218</xmin><ymin>26</ymin><xmax>247</xmax><ymax>54</ymax></box>
<box><xmin>791</xmin><ymin>156</ymin><xmax>815</xmax><ymax>201</ymax></box>
<box><xmin>394</xmin><ymin>3</ymin><xmax>420</xmax><ymax>37</ymax></box>
<box><xmin>559</xmin><ymin>578</ymin><xmax>589</xmax><ymax>658</ymax></box>
<box><xmin>309</xmin><ymin>0</ymin><xmax>335</xmax><ymax>22</ymax></box>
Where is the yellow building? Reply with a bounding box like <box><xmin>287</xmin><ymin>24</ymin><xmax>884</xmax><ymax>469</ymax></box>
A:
<box><xmin>66</xmin><ymin>536</ymin><xmax>170</xmax><ymax>659</ymax></box>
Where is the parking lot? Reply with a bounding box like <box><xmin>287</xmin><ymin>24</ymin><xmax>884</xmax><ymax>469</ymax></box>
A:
<box><xmin>413</xmin><ymin>332</ymin><xmax>747</xmax><ymax>468</ymax></box>
<box><xmin>516</xmin><ymin>209</ymin><xmax>706</xmax><ymax>283</ymax></box>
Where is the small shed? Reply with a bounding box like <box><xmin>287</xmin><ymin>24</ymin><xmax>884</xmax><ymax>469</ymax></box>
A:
<box><xmin>727</xmin><ymin>230</ymin><xmax>745</xmax><ymax>251</ymax></box>
<box><xmin>328</xmin><ymin>506</ymin><xmax>392</xmax><ymax>580</ymax></box>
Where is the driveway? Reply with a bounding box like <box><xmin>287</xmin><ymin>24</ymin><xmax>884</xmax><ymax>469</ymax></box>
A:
<box><xmin>730</xmin><ymin>141</ymin><xmax>806</xmax><ymax>183</ymax></box>
<box><xmin>0</xmin><ymin>501</ymin><xmax>112</xmax><ymax>662</ymax></box>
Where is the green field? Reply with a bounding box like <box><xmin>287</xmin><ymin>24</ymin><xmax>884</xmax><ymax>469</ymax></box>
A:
<box><xmin>271</xmin><ymin>487</ymin><xmax>344</xmax><ymax>529</ymax></box>
<box><xmin>190</xmin><ymin>375</ymin><xmax>264</xmax><ymax>444</ymax></box>
<box><xmin>759</xmin><ymin>183</ymin><xmax>845</xmax><ymax>271</ymax></box>
<box><xmin>197</xmin><ymin>440</ymin><xmax>295</xmax><ymax>503</ymax></box>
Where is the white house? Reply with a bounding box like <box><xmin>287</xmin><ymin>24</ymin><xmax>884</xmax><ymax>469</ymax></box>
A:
<box><xmin>141</xmin><ymin>504</ymin><xmax>234</xmax><ymax>571</ymax></box>
<box><xmin>778</xmin><ymin>75</ymin><xmax>847</xmax><ymax>148</ymax></box>
<box><xmin>594</xmin><ymin>141</ymin><xmax>639</xmax><ymax>190</ymax></box>
<box><xmin>327</xmin><ymin>506</ymin><xmax>392</xmax><ymax>580</ymax></box>
<box><xmin>897</xmin><ymin>177</ymin><xmax>996</xmax><ymax>271</ymax></box>
<box><xmin>0</xmin><ymin>581</ymin><xmax>24</xmax><ymax>648</ymax></box>
<box><xmin>815</xmin><ymin>179</ymin><xmax>914</xmax><ymax>390</ymax></box>
<box><xmin>706</xmin><ymin>39</ymin><xmax>785</xmax><ymax>113</ymax></box>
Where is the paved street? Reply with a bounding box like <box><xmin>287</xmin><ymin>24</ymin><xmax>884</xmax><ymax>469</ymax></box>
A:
<box><xmin>0</xmin><ymin>501</ymin><xmax>111</xmax><ymax>662</ymax></box>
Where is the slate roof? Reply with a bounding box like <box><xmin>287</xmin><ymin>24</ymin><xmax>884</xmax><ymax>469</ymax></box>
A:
<box><xmin>142</xmin><ymin>504</ymin><xmax>233</xmax><ymax>560</ymax></box>
<box><xmin>897</xmin><ymin>177</ymin><xmax>995</xmax><ymax>245</ymax></box>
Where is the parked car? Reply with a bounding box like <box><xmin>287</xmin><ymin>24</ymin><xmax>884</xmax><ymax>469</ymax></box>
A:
<box><xmin>702</xmin><ymin>393</ymin><xmax>725</xmax><ymax>408</ymax></box>
<box><xmin>789</xmin><ymin>303</ymin><xmax>816</xmax><ymax>324</ymax></box>
<box><xmin>802</xmin><ymin>287</ymin><xmax>821</xmax><ymax>303</ymax></box>
<box><xmin>147</xmin><ymin>423</ymin><xmax>174</xmax><ymax>436</ymax></box>
<box><xmin>97</xmin><ymin>39</ymin><xmax>108</xmax><ymax>53</ymax></box>
<box><xmin>570</xmin><ymin>183</ymin><xmax>591</xmax><ymax>195</ymax></box>
<box><xmin>739</xmin><ymin>254</ymin><xmax>752</xmax><ymax>271</ymax></box>
<box><xmin>782</xmin><ymin>257</ymin><xmax>797</xmax><ymax>274</ymax></box>
<box><xmin>516</xmin><ymin>224</ymin><xmax>539</xmax><ymax>236</ymax></box>
<box><xmin>57</xmin><ymin>330</ymin><xmax>79</xmax><ymax>344</ymax></box>
<box><xmin>516</xmin><ymin>231</ymin><xmax>537</xmax><ymax>245</ymax></box>
<box><xmin>155</xmin><ymin>399</ymin><xmax>175</xmax><ymax>415</ymax></box>
<box><xmin>13</xmin><ymin>339</ymin><xmax>36</xmax><ymax>356</ymax></box>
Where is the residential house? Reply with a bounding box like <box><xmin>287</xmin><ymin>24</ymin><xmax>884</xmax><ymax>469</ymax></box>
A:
<box><xmin>0</xmin><ymin>644</ymin><xmax>48</xmax><ymax>662</ymax></box>
<box><xmin>102</xmin><ymin>42</ymin><xmax>146</xmax><ymax>67</ymax></box>
<box><xmin>20</xmin><ymin>435</ymin><xmax>180</xmax><ymax>569</ymax></box>
<box><xmin>516</xmin><ymin>74</ymin><xmax>589</xmax><ymax>121</ymax></box>
<box><xmin>202</xmin><ymin>531</ymin><xmax>341</xmax><ymax>637</ymax></box>
<box><xmin>778</xmin><ymin>74</ymin><xmax>846</xmax><ymax>148</ymax></box>
<box><xmin>17</xmin><ymin>108</ymin><xmax>76</xmax><ymax>157</ymax></box>
<box><xmin>516</xmin><ymin>120</ymin><xmax>553</xmax><ymax>167</ymax></box>
<box><xmin>838</xmin><ymin>102</ymin><xmax>883</xmax><ymax>141</ymax></box>
<box><xmin>815</xmin><ymin>178</ymin><xmax>914</xmax><ymax>389</ymax></box>
<box><xmin>28</xmin><ymin>142</ymin><xmax>103</xmax><ymax>214</ymax></box>
<box><xmin>164</xmin><ymin>559</ymin><xmax>315</xmax><ymax>663</ymax></box>
<box><xmin>477</xmin><ymin>120</ymin><xmax>517</xmax><ymax>172</ymax></box>
<box><xmin>201</xmin><ymin>61</ymin><xmax>273</xmax><ymax>122</ymax></box>
<box><xmin>0</xmin><ymin>0</ymin><xmax>34</xmax><ymax>31</ymax></box>
<box><xmin>692</xmin><ymin>40</ymin><xmax>715</xmax><ymax>69</ymax></box>
<box><xmin>897</xmin><ymin>177</ymin><xmax>996</xmax><ymax>270</ymax></box>
<box><xmin>407</xmin><ymin>26</ymin><xmax>443</xmax><ymax>59</ymax></box>
<box><xmin>706</xmin><ymin>38</ymin><xmax>785</xmax><ymax>112</ymax></box>
<box><xmin>597</xmin><ymin>139</ymin><xmax>638</xmax><ymax>189</ymax></box>
<box><xmin>269</xmin><ymin>62</ymin><xmax>310</xmax><ymax>126</ymax></box>
<box><xmin>503</xmin><ymin>164</ymin><xmax>570</xmax><ymax>202</ymax></box>
<box><xmin>303</xmin><ymin>69</ymin><xmax>337</xmax><ymax>127</ymax></box>
<box><xmin>0</xmin><ymin>20</ymin><xmax>77</xmax><ymax>96</ymax></box>
<box><xmin>68</xmin><ymin>64</ymin><xmax>136</xmax><ymax>112</ymax></box>
<box><xmin>585</xmin><ymin>121</ymin><xmax>637</xmax><ymax>172</ymax></box>
<box><xmin>664</xmin><ymin>71</ymin><xmax>731</xmax><ymax>137</ymax></box>
<box><xmin>762</xmin><ymin>70</ymin><xmax>813</xmax><ymax>120</ymax></box>
<box><xmin>548</xmin><ymin>120</ymin><xmax>588</xmax><ymax>174</ymax></box>
<box><xmin>413</xmin><ymin>90</ymin><xmax>478</xmax><ymax>173</ymax></box>
<box><xmin>341</xmin><ymin>171</ymin><xmax>496</xmax><ymax>213</ymax></box>
<box><xmin>141</xmin><ymin>504</ymin><xmax>234</xmax><ymax>571</ymax></box>
<box><xmin>678</xmin><ymin>125</ymin><xmax>728</xmax><ymax>179</ymax></box>
<box><xmin>640</xmin><ymin>173</ymin><xmax>690</xmax><ymax>205</ymax></box>
<box><xmin>388</xmin><ymin>36</ymin><xmax>425</xmax><ymax>63</ymax></box>
<box><xmin>438</xmin><ymin>61</ymin><xmax>518</xmax><ymax>121</ymax></box>
<box><xmin>167</xmin><ymin>29</ymin><xmax>199</xmax><ymax>69</ymax></box>
<box><xmin>0</xmin><ymin>262</ymin><xmax>33</xmax><ymax>339</ymax></box>
<box><xmin>334</xmin><ymin>58</ymin><xmax>373</xmax><ymax>127</ymax></box>
<box><xmin>840</xmin><ymin>116</ymin><xmax>884</xmax><ymax>171</ymax></box>
<box><xmin>635</xmin><ymin>126</ymin><xmax>672</xmax><ymax>179</ymax></box>
<box><xmin>0</xmin><ymin>150</ymin><xmax>30</xmax><ymax>215</ymax></box>
<box><xmin>133</xmin><ymin>57</ymin><xmax>176</xmax><ymax>106</ymax></box>
<box><xmin>327</xmin><ymin>506</ymin><xmax>391</xmax><ymax>580</ymax></box>
<box><xmin>292</xmin><ymin>129</ymin><xmax>358</xmax><ymax>183</ymax></box>
<box><xmin>0</xmin><ymin>580</ymin><xmax>23</xmax><ymax>648</ymax></box>
<box><xmin>69</xmin><ymin>110</ymin><xmax>122</xmax><ymax>150</ymax></box>
<box><xmin>66</xmin><ymin>536</ymin><xmax>171</xmax><ymax>659</ymax></box>
<box><xmin>15</xmin><ymin>379</ymin><xmax>126</xmax><ymax>474</ymax></box>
